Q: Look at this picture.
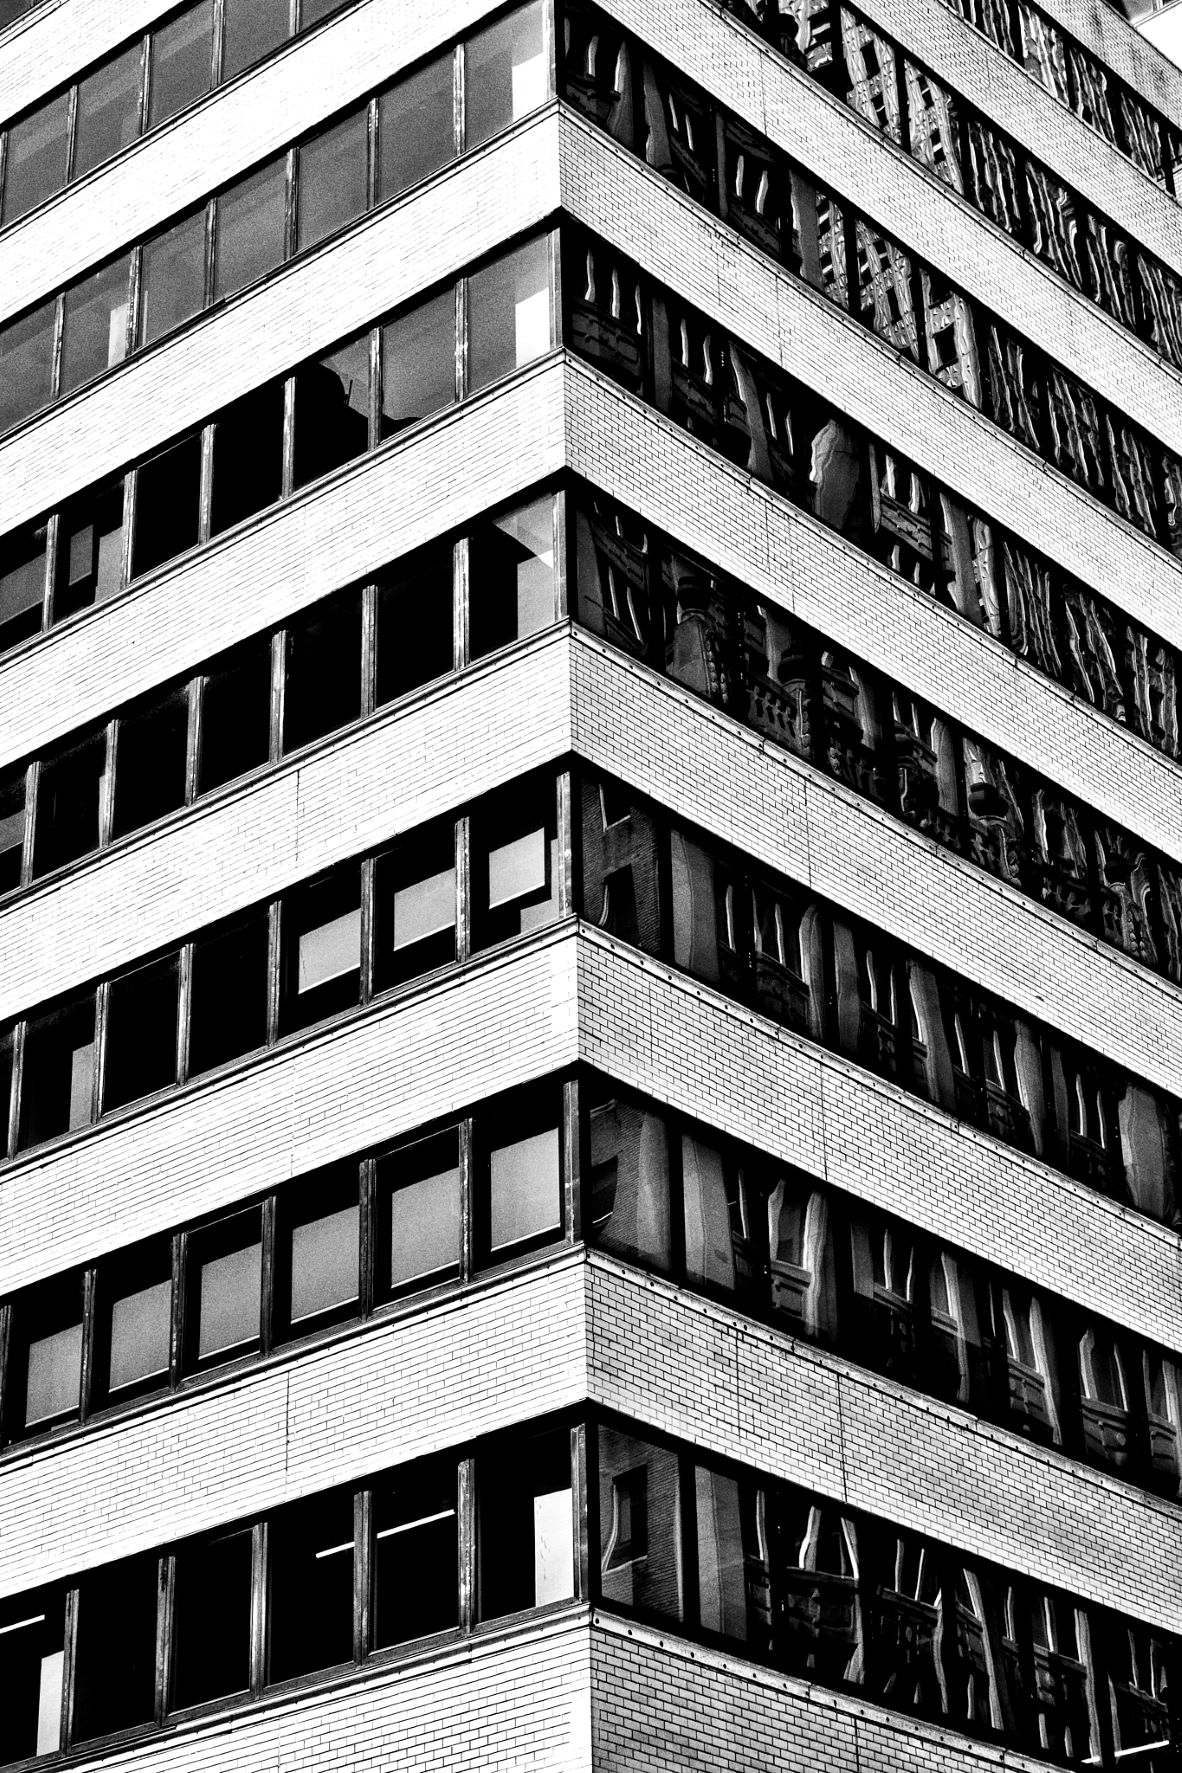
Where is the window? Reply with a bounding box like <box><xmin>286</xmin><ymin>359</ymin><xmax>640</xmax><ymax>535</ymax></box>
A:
<box><xmin>292</xmin><ymin>338</ymin><xmax>371</xmax><ymax>489</ymax></box>
<box><xmin>470</xmin><ymin>775</ymin><xmax>560</xmax><ymax>948</ymax></box>
<box><xmin>467</xmin><ymin>236</ymin><xmax>551</xmax><ymax>392</ymax></box>
<box><xmin>695</xmin><ymin>1465</ymin><xmax>762</xmax><ymax>1644</ymax></box>
<box><xmin>297</xmin><ymin>109</ymin><xmax>367</xmax><ymax>252</ymax></box>
<box><xmin>72</xmin><ymin>1554</ymin><xmax>158</xmax><ymax>1740</ymax></box>
<box><xmin>373</xmin><ymin>820</ymin><xmax>456</xmax><ymax>991</ymax></box>
<box><xmin>378</xmin><ymin>1127</ymin><xmax>462</xmax><ymax>1293</ymax></box>
<box><xmin>0</xmin><ymin>1588</ymin><xmax>65</xmax><ymax>1763</ymax></box>
<box><xmin>1</xmin><ymin>93</ymin><xmax>70</xmax><ymax>226</ymax></box>
<box><xmin>33</xmin><ymin>733</ymin><xmax>105</xmax><ymax>876</ymax></box>
<box><xmin>374</xmin><ymin>541</ymin><xmax>455</xmax><ymax>704</ymax></box>
<box><xmin>372</xmin><ymin>1458</ymin><xmax>458</xmax><ymax>1645</ymax></box>
<box><xmin>93</xmin><ymin>1238</ymin><xmax>173</xmax><ymax>1406</ymax></box>
<box><xmin>148</xmin><ymin>0</ymin><xmax>214</xmax><ymax>129</ymax></box>
<box><xmin>171</xmin><ymin>1526</ymin><xmax>253</xmax><ymax>1708</ymax></box>
<box><xmin>276</xmin><ymin>1167</ymin><xmax>359</xmax><ymax>1337</ymax></box>
<box><xmin>478</xmin><ymin>1426</ymin><xmax>573</xmax><ymax>1618</ymax></box>
<box><xmin>73</xmin><ymin>46</ymin><xmax>143</xmax><ymax>181</ymax></box>
<box><xmin>0</xmin><ymin>521</ymin><xmax>48</xmax><ymax>652</ymax></box>
<box><xmin>469</xmin><ymin>494</ymin><xmax>556</xmax><ymax>658</ymax></box>
<box><xmin>221</xmin><ymin>0</ymin><xmax>289</xmax><ymax>82</ymax></box>
<box><xmin>197</xmin><ymin>637</ymin><xmax>272</xmax><ymax>793</ymax></box>
<box><xmin>586</xmin><ymin>1087</ymin><xmax>672</xmax><ymax>1268</ymax></box>
<box><xmin>281</xmin><ymin>865</ymin><xmax>362</xmax><ymax>1030</ymax></box>
<box><xmin>185</xmin><ymin>1209</ymin><xmax>263</xmax><ymax>1369</ymax></box>
<box><xmin>379</xmin><ymin>56</ymin><xmax>455</xmax><ymax>199</ymax></box>
<box><xmin>140</xmin><ymin>209</ymin><xmax>207</xmax><ymax>347</ymax></box>
<box><xmin>268</xmin><ymin>1490</ymin><xmax>355</xmax><ymax>1682</ymax></box>
<box><xmin>464</xmin><ymin>2</ymin><xmax>547</xmax><ymax>150</ymax></box>
<box><xmin>103</xmin><ymin>954</ymin><xmax>180</xmax><ymax>1111</ymax></box>
<box><xmin>209</xmin><ymin>381</ymin><xmax>285</xmax><ymax>535</ymax></box>
<box><xmin>282</xmin><ymin>589</ymin><xmax>362</xmax><ymax>749</ymax></box>
<box><xmin>112</xmin><ymin>686</ymin><xmax>189</xmax><ymax>837</ymax></box>
<box><xmin>597</xmin><ymin>1426</ymin><xmax>682</xmax><ymax>1618</ymax></box>
<box><xmin>132</xmin><ymin>433</ymin><xmax>201</xmax><ymax>577</ymax></box>
<box><xmin>55</xmin><ymin>481</ymin><xmax>123</xmax><ymax>616</ymax></box>
<box><xmin>0</xmin><ymin>767</ymin><xmax>24</xmax><ymax>894</ymax></box>
<box><xmin>479</xmin><ymin>1089</ymin><xmax>562</xmax><ymax>1259</ymax></box>
<box><xmin>6</xmin><ymin>1276</ymin><xmax>84</xmax><ymax>1433</ymax></box>
<box><xmin>213</xmin><ymin>157</ymin><xmax>286</xmax><ymax>302</ymax></box>
<box><xmin>381</xmin><ymin>290</ymin><xmax>457</xmax><ymax>436</ymax></box>
<box><xmin>18</xmin><ymin>996</ymin><xmax>96</xmax><ymax>1148</ymax></box>
<box><xmin>0</xmin><ymin>298</ymin><xmax>55</xmax><ymax>434</ymax></box>
<box><xmin>188</xmin><ymin>908</ymin><xmax>269</xmax><ymax>1075</ymax></box>
<box><xmin>59</xmin><ymin>256</ymin><xmax>132</xmax><ymax>395</ymax></box>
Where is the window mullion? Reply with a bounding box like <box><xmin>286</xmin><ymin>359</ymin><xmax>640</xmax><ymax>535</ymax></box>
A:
<box><xmin>354</xmin><ymin>1485</ymin><xmax>370</xmax><ymax>1664</ymax></box>
<box><xmin>269</xmin><ymin>629</ymin><xmax>286</xmax><ymax>764</ymax></box>
<box><xmin>168</xmin><ymin>1230</ymin><xmax>186</xmax><ymax>1387</ymax></box>
<box><xmin>184</xmin><ymin>675</ymin><xmax>202</xmax><ymax>806</ymax></box>
<box><xmin>265</xmin><ymin>898</ymin><xmax>282</xmax><ymax>1046</ymax></box>
<box><xmin>259</xmin><ymin>1193</ymin><xmax>277</xmax><ymax>1359</ymax></box>
<box><xmin>78</xmin><ymin>1265</ymin><xmax>98</xmax><ymax>1424</ymax></box>
<box><xmin>91</xmin><ymin>981</ymin><xmax>110</xmax><ymax>1126</ymax></box>
<box><xmin>176</xmin><ymin>939</ymin><xmax>194</xmax><ymax>1087</ymax></box>
<box><xmin>59</xmin><ymin>1582</ymin><xmax>80</xmax><ymax>1752</ymax></box>
<box><xmin>556</xmin><ymin>768</ymin><xmax>574</xmax><ymax>918</ymax></box>
<box><xmin>249</xmin><ymin>1518</ymin><xmax>268</xmax><ymax>1698</ymax></box>
<box><xmin>64</xmin><ymin>84</ymin><xmax>80</xmax><ymax>185</ymax></box>
<box><xmin>359</xmin><ymin>1155</ymin><xmax>376</xmax><ymax>1318</ymax></box>
<box><xmin>553</xmin><ymin>485</ymin><xmax>568</xmax><ymax>621</ymax></box>
<box><xmin>459</xmin><ymin>1113</ymin><xmax>475</xmax><ymax>1283</ymax></box>
<box><xmin>0</xmin><ymin>1300</ymin><xmax>11</xmax><ymax>1442</ymax></box>
<box><xmin>562</xmin><ymin>1075</ymin><xmax>580</xmax><ymax>1247</ymax></box>
<box><xmin>136</xmin><ymin>32</ymin><xmax>151</xmax><ymax>138</ymax></box>
<box><xmin>453</xmin><ymin>535</ymin><xmax>469</xmax><ymax>672</ymax></box>
<box><xmin>50</xmin><ymin>292</ymin><xmax>66</xmax><ymax>403</ymax></box>
<box><xmin>99</xmin><ymin>719</ymin><xmax>117</xmax><ymax>851</ymax></box>
<box><xmin>154</xmin><ymin>1553</ymin><xmax>173</xmax><ymax>1723</ymax></box>
<box><xmin>284</xmin><ymin>145</ymin><xmax>298</xmax><ymax>263</ymax></box>
<box><xmin>20</xmin><ymin>758</ymin><xmax>37</xmax><ymax>889</ymax></box>
<box><xmin>570</xmin><ymin>1419</ymin><xmax>591</xmax><ymax>1601</ymax></box>
<box><xmin>455</xmin><ymin>814</ymin><xmax>471</xmax><ymax>963</ymax></box>
<box><xmin>360</xmin><ymin>579</ymin><xmax>377</xmax><ymax>720</ymax></box>
<box><xmin>455</xmin><ymin>275</ymin><xmax>468</xmax><ymax>403</ymax></box>
<box><xmin>457</xmin><ymin>1454</ymin><xmax>476</xmax><ymax>1632</ymax></box>
<box><xmin>360</xmin><ymin>854</ymin><xmax>375</xmax><ymax>1006</ymax></box>
<box><xmin>453</xmin><ymin>43</ymin><xmax>465</xmax><ymax>158</ymax></box>
<box><xmin>8</xmin><ymin>1019</ymin><xmax>27</xmax><ymax>1158</ymax></box>
<box><xmin>281</xmin><ymin>373</ymin><xmax>296</xmax><ymax>499</ymax></box>
<box><xmin>117</xmin><ymin>469</ymin><xmax>135</xmax><ymax>600</ymax></box>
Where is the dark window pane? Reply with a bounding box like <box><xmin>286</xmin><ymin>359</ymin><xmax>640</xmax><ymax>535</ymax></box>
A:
<box><xmin>373</xmin><ymin>1458</ymin><xmax>458</xmax><ymax>1646</ymax></box>
<box><xmin>18</xmin><ymin>996</ymin><xmax>96</xmax><ymax>1148</ymax></box>
<box><xmin>478</xmin><ymin>1427</ymin><xmax>573</xmax><ymax>1619</ymax></box>
<box><xmin>59</xmin><ymin>256</ymin><xmax>131</xmax><ymax>394</ymax></box>
<box><xmin>149</xmin><ymin>0</ymin><xmax>214</xmax><ymax>128</ymax></box>
<box><xmin>586</xmin><ymin>1088</ymin><xmax>672</xmax><ymax>1267</ymax></box>
<box><xmin>222</xmin><ymin>0</ymin><xmax>289</xmax><ymax>80</ymax></box>
<box><xmin>597</xmin><ymin>1425</ymin><xmax>682</xmax><ymax>1618</ymax></box>
<box><xmin>374</xmin><ymin>819</ymin><xmax>456</xmax><ymax>991</ymax></box>
<box><xmin>377</xmin><ymin>1127</ymin><xmax>461</xmax><ymax>1293</ymax></box>
<box><xmin>7</xmin><ymin>1275</ymin><xmax>84</xmax><ymax>1432</ymax></box>
<box><xmin>209</xmin><ymin>379</ymin><xmax>285</xmax><ymax>535</ymax></box>
<box><xmin>280</xmin><ymin>864</ymin><xmax>362</xmax><ymax>1031</ymax></box>
<box><xmin>0</xmin><ymin>1028</ymin><xmax>12</xmax><ymax>1156</ymax></box>
<box><xmin>33</xmin><ymin>733</ymin><xmax>105</xmax><ymax>876</ymax></box>
<box><xmin>188</xmin><ymin>907</ymin><xmax>270</xmax><ymax>1075</ymax></box>
<box><xmin>297</xmin><ymin>108</ymin><xmax>367</xmax><ymax>252</ymax></box>
<box><xmin>374</xmin><ymin>541</ymin><xmax>454</xmax><ymax>704</ymax></box>
<box><xmin>379</xmin><ymin>56</ymin><xmax>455</xmax><ymax>199</ymax></box>
<box><xmin>0</xmin><ymin>1588</ymin><xmax>65</xmax><ymax>1763</ymax></box>
<box><xmin>112</xmin><ymin>687</ymin><xmax>188</xmax><ymax>837</ymax></box>
<box><xmin>55</xmin><ymin>481</ymin><xmax>124</xmax><ymax>616</ymax></box>
<box><xmin>0</xmin><ymin>766</ymin><xmax>24</xmax><ymax>894</ymax></box>
<box><xmin>277</xmin><ymin>1167</ymin><xmax>359</xmax><ymax>1334</ymax></box>
<box><xmin>140</xmin><ymin>209</ymin><xmax>206</xmax><ymax>346</ymax></box>
<box><xmin>132</xmin><ymin>434</ymin><xmax>201</xmax><ymax>577</ymax></box>
<box><xmin>471</xmin><ymin>775</ymin><xmax>559</xmax><ymax>949</ymax></box>
<box><xmin>73</xmin><ymin>1554</ymin><xmax>158</xmax><ymax>1740</ymax></box>
<box><xmin>465</xmin><ymin>1</ymin><xmax>546</xmax><ymax>149</ymax></box>
<box><xmin>0</xmin><ymin>298</ymin><xmax>56</xmax><ymax>434</ymax></box>
<box><xmin>187</xmin><ymin>1209</ymin><xmax>262</xmax><ymax>1367</ymax></box>
<box><xmin>299</xmin><ymin>0</ymin><xmax>349</xmax><ymax>24</ymax></box>
<box><xmin>468</xmin><ymin>237</ymin><xmax>551</xmax><ymax>392</ymax></box>
<box><xmin>469</xmin><ymin>494</ymin><xmax>555</xmax><ymax>658</ymax></box>
<box><xmin>213</xmin><ymin>157</ymin><xmax>286</xmax><ymax>301</ymax></box>
<box><xmin>171</xmin><ymin>1528</ymin><xmax>252</xmax><ymax>1707</ymax></box>
<box><xmin>198</xmin><ymin>637</ymin><xmax>272</xmax><ymax>793</ymax></box>
<box><xmin>480</xmin><ymin>1089</ymin><xmax>561</xmax><ymax>1258</ymax></box>
<box><xmin>94</xmin><ymin>1238</ymin><xmax>173</xmax><ymax>1404</ymax></box>
<box><xmin>282</xmin><ymin>588</ymin><xmax>362</xmax><ymax>749</ymax></box>
<box><xmin>1</xmin><ymin>93</ymin><xmax>70</xmax><ymax>225</ymax></box>
<box><xmin>380</xmin><ymin>289</ymin><xmax>455</xmax><ymax>436</ymax></box>
<box><xmin>292</xmin><ymin>338</ymin><xmax>370</xmax><ymax>488</ymax></box>
<box><xmin>73</xmin><ymin>45</ymin><xmax>143</xmax><ymax>180</ymax></box>
<box><xmin>103</xmin><ymin>953</ymin><xmax>180</xmax><ymax>1110</ymax></box>
<box><xmin>268</xmin><ymin>1489</ymin><xmax>354</xmax><ymax>1682</ymax></box>
<box><xmin>0</xmin><ymin>520</ymin><xmax>48</xmax><ymax>652</ymax></box>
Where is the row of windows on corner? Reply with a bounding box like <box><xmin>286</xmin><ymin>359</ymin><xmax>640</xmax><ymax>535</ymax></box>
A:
<box><xmin>0</xmin><ymin>0</ymin><xmax>549</xmax><ymax>438</ymax></box>
<box><xmin>2</xmin><ymin>1411</ymin><xmax>1175</xmax><ymax>1773</ymax></box>
<box><xmin>6</xmin><ymin>1066</ymin><xmax>1182</xmax><ymax>1517</ymax></box>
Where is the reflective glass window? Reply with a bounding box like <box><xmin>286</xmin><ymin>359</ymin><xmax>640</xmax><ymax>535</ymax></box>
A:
<box><xmin>469</xmin><ymin>494</ymin><xmax>555</xmax><ymax>658</ymax></box>
<box><xmin>55</xmin><ymin>482</ymin><xmax>124</xmax><ymax>616</ymax></box>
<box><xmin>373</xmin><ymin>1458</ymin><xmax>459</xmax><ymax>1645</ymax></box>
<box><xmin>268</xmin><ymin>1489</ymin><xmax>355</xmax><ymax>1682</ymax></box>
<box><xmin>188</xmin><ymin>907</ymin><xmax>270</xmax><ymax>1075</ymax></box>
<box><xmin>465</xmin><ymin>2</ymin><xmax>547</xmax><ymax>149</ymax></box>
<box><xmin>471</xmin><ymin>775</ymin><xmax>559</xmax><ymax>948</ymax></box>
<box><xmin>597</xmin><ymin>1425</ymin><xmax>683</xmax><ymax>1618</ymax></box>
<box><xmin>94</xmin><ymin>1239</ymin><xmax>173</xmax><ymax>1404</ymax></box>
<box><xmin>103</xmin><ymin>954</ymin><xmax>181</xmax><ymax>1111</ymax></box>
<box><xmin>33</xmin><ymin>733</ymin><xmax>106</xmax><ymax>877</ymax></box>
<box><xmin>478</xmin><ymin>1426</ymin><xmax>573</xmax><ymax>1618</ymax></box>
<box><xmin>213</xmin><ymin>157</ymin><xmax>286</xmax><ymax>301</ymax></box>
<box><xmin>140</xmin><ymin>209</ymin><xmax>206</xmax><ymax>347</ymax></box>
<box><xmin>468</xmin><ymin>236</ymin><xmax>551</xmax><ymax>391</ymax></box>
<box><xmin>374</xmin><ymin>819</ymin><xmax>456</xmax><ymax>991</ymax></box>
<box><xmin>171</xmin><ymin>1527</ymin><xmax>252</xmax><ymax>1707</ymax></box>
<box><xmin>198</xmin><ymin>637</ymin><xmax>272</xmax><ymax>794</ymax></box>
<box><xmin>73</xmin><ymin>1554</ymin><xmax>158</xmax><ymax>1740</ymax></box>
<box><xmin>374</xmin><ymin>540</ymin><xmax>454</xmax><ymax>704</ymax></box>
<box><xmin>111</xmin><ymin>685</ymin><xmax>188</xmax><ymax>837</ymax></box>
<box><xmin>187</xmin><ymin>1210</ymin><xmax>263</xmax><ymax>1367</ymax></box>
<box><xmin>0</xmin><ymin>520</ymin><xmax>48</xmax><ymax>653</ymax></box>
<box><xmin>59</xmin><ymin>256</ymin><xmax>131</xmax><ymax>394</ymax></box>
<box><xmin>73</xmin><ymin>45</ymin><xmax>143</xmax><ymax>180</ymax></box>
<box><xmin>277</xmin><ymin>1168</ymin><xmax>359</xmax><ymax>1334</ymax></box>
<box><xmin>292</xmin><ymin>337</ymin><xmax>370</xmax><ymax>488</ymax></box>
<box><xmin>132</xmin><ymin>433</ymin><xmax>202</xmax><ymax>577</ymax></box>
<box><xmin>18</xmin><ymin>996</ymin><xmax>96</xmax><ymax>1148</ymax></box>
<box><xmin>209</xmin><ymin>380</ymin><xmax>285</xmax><ymax>535</ymax></box>
<box><xmin>586</xmin><ymin>1087</ymin><xmax>671</xmax><ymax>1268</ymax></box>
<box><xmin>380</xmin><ymin>289</ymin><xmax>455</xmax><ymax>435</ymax></box>
<box><xmin>379</xmin><ymin>56</ymin><xmax>455</xmax><ymax>199</ymax></box>
<box><xmin>0</xmin><ymin>298</ymin><xmax>56</xmax><ymax>434</ymax></box>
<box><xmin>222</xmin><ymin>0</ymin><xmax>289</xmax><ymax>82</ymax></box>
<box><xmin>1</xmin><ymin>93</ymin><xmax>70</xmax><ymax>226</ymax></box>
<box><xmin>297</xmin><ymin>108</ymin><xmax>367</xmax><ymax>252</ymax></box>
<box><xmin>378</xmin><ymin>1127</ymin><xmax>461</xmax><ymax>1293</ymax></box>
<box><xmin>148</xmin><ymin>0</ymin><xmax>214</xmax><ymax>129</ymax></box>
<box><xmin>0</xmin><ymin>1588</ymin><xmax>65</xmax><ymax>1763</ymax></box>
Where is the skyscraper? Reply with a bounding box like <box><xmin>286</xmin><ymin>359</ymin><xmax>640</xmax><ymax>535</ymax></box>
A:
<box><xmin>0</xmin><ymin>0</ymin><xmax>1181</xmax><ymax>1766</ymax></box>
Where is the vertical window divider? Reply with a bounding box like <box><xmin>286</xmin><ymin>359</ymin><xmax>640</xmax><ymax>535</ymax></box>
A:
<box><xmin>117</xmin><ymin>470</ymin><xmax>136</xmax><ymax>598</ymax></box>
<box><xmin>668</xmin><ymin>1110</ymin><xmax>687</xmax><ymax>1281</ymax></box>
<box><xmin>268</xmin><ymin>629</ymin><xmax>286</xmax><ymax>765</ymax></box>
<box><xmin>64</xmin><ymin>84</ymin><xmax>80</xmax><ymax>185</ymax></box>
<box><xmin>49</xmin><ymin>292</ymin><xmax>66</xmax><ymax>403</ymax></box>
<box><xmin>543</xmin><ymin>0</ymin><xmax>558</xmax><ymax>102</ymax></box>
<box><xmin>367</xmin><ymin>324</ymin><xmax>381</xmax><ymax>455</ymax></box>
<box><xmin>570</xmin><ymin>1419</ymin><xmax>590</xmax><ymax>1601</ymax></box>
<box><xmin>154</xmin><ymin>1552</ymin><xmax>174</xmax><ymax>1723</ymax></box>
<box><xmin>212</xmin><ymin>0</ymin><xmax>227</xmax><ymax>89</ymax></box>
<box><xmin>7</xmin><ymin>1020</ymin><xmax>26</xmax><ymax>1158</ymax></box>
<box><xmin>359</xmin><ymin>1155</ymin><xmax>376</xmax><ymax>1318</ymax></box>
<box><xmin>547</xmin><ymin>225</ymin><xmax>562</xmax><ymax>361</ymax></box>
<box><xmin>78</xmin><ymin>1264</ymin><xmax>98</xmax><ymax>1424</ymax></box>
<box><xmin>353</xmin><ymin>1484</ymin><xmax>371</xmax><ymax>1664</ymax></box>
<box><xmin>91</xmin><ymin>980</ymin><xmax>110</xmax><ymax>1125</ymax></box>
<box><xmin>453</xmin><ymin>536</ymin><xmax>470</xmax><ymax>672</ymax></box>
<box><xmin>365</xmin><ymin>96</ymin><xmax>379</xmax><ymax>213</ymax></box>
<box><xmin>553</xmin><ymin>484</ymin><xmax>569</xmax><ymax>621</ymax></box>
<box><xmin>59</xmin><ymin>1581</ymin><xmax>80</xmax><ymax>1753</ymax></box>
<box><xmin>126</xmin><ymin>245</ymin><xmax>144</xmax><ymax>366</ymax></box>
<box><xmin>359</xmin><ymin>854</ymin><xmax>375</xmax><ymax>1006</ymax></box>
<box><xmin>265</xmin><ymin>899</ymin><xmax>282</xmax><ymax>1045</ymax></box>
<box><xmin>20</xmin><ymin>759</ymin><xmax>37</xmax><ymax>889</ymax></box>
<box><xmin>457</xmin><ymin>1454</ymin><xmax>476</xmax><ymax>1632</ymax></box>
<box><xmin>280</xmin><ymin>374</ymin><xmax>297</xmax><ymax>499</ymax></box>
<box><xmin>360</xmin><ymin>579</ymin><xmax>378</xmax><ymax>720</ymax></box>
<box><xmin>184</xmin><ymin>675</ymin><xmax>203</xmax><ymax>806</ymax></box>
<box><xmin>0</xmin><ymin>1301</ymin><xmax>10</xmax><ymax>1436</ymax></box>
<box><xmin>560</xmin><ymin>1075</ymin><xmax>581</xmax><ymax>1247</ymax></box>
<box><xmin>136</xmin><ymin>33</ymin><xmax>151</xmax><ymax>138</ymax></box>
<box><xmin>196</xmin><ymin>422</ymin><xmax>215</xmax><ymax>546</ymax></box>
<box><xmin>678</xmin><ymin>1450</ymin><xmax>700</xmax><ymax>1632</ymax></box>
<box><xmin>453</xmin><ymin>44</ymin><xmax>466</xmax><ymax>160</ymax></box>
<box><xmin>459</xmin><ymin>1114</ymin><xmax>475</xmax><ymax>1283</ymax></box>
<box><xmin>249</xmin><ymin>1518</ymin><xmax>268</xmax><ymax>1698</ymax></box>
<box><xmin>167</xmin><ymin>1229</ymin><xmax>186</xmax><ymax>1387</ymax></box>
<box><xmin>202</xmin><ymin>195</ymin><xmax>217</xmax><ymax>312</ymax></box>
<box><xmin>557</xmin><ymin>767</ymin><xmax>574</xmax><ymax>919</ymax></box>
<box><xmin>283</xmin><ymin>146</ymin><xmax>298</xmax><ymax>263</ymax></box>
<box><xmin>99</xmin><ymin>718</ymin><xmax>118</xmax><ymax>851</ymax></box>
<box><xmin>259</xmin><ymin>1194</ymin><xmax>277</xmax><ymax>1358</ymax></box>
<box><xmin>0</xmin><ymin>134</ymin><xmax>7</xmax><ymax>219</ymax></box>
<box><xmin>455</xmin><ymin>814</ymin><xmax>471</xmax><ymax>963</ymax></box>
<box><xmin>41</xmin><ymin>511</ymin><xmax>59</xmax><ymax>638</ymax></box>
<box><xmin>455</xmin><ymin>276</ymin><xmax>468</xmax><ymax>405</ymax></box>
<box><xmin>176</xmin><ymin>939</ymin><xmax>194</xmax><ymax>1087</ymax></box>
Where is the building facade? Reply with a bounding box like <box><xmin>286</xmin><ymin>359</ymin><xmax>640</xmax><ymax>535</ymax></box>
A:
<box><xmin>0</xmin><ymin>0</ymin><xmax>1181</xmax><ymax>1767</ymax></box>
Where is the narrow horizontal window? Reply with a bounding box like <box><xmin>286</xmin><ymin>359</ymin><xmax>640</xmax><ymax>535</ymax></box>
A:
<box><xmin>94</xmin><ymin>1238</ymin><xmax>173</xmax><ymax>1405</ymax></box>
<box><xmin>59</xmin><ymin>256</ymin><xmax>132</xmax><ymax>396</ymax></box>
<box><xmin>0</xmin><ymin>298</ymin><xmax>56</xmax><ymax>435</ymax></box>
<box><xmin>281</xmin><ymin>866</ymin><xmax>362</xmax><ymax>1030</ymax></box>
<box><xmin>277</xmin><ymin>1167</ymin><xmax>359</xmax><ymax>1335</ymax></box>
<box><xmin>481</xmin><ymin>1092</ymin><xmax>562</xmax><ymax>1258</ymax></box>
<box><xmin>374</xmin><ymin>820</ymin><xmax>456</xmax><ymax>991</ymax></box>
<box><xmin>470</xmin><ymin>776</ymin><xmax>559</xmax><ymax>948</ymax></box>
<box><xmin>221</xmin><ymin>0</ymin><xmax>289</xmax><ymax>82</ymax></box>
<box><xmin>7</xmin><ymin>1276</ymin><xmax>85</xmax><ymax>1433</ymax></box>
<box><xmin>55</xmin><ymin>482</ymin><xmax>123</xmax><ymax>617</ymax></box>
<box><xmin>0</xmin><ymin>521</ymin><xmax>48</xmax><ymax>653</ymax></box>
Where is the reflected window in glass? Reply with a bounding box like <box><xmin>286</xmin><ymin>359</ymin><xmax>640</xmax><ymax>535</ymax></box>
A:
<box><xmin>469</xmin><ymin>494</ymin><xmax>555</xmax><ymax>658</ymax></box>
<box><xmin>465</xmin><ymin>2</ymin><xmax>547</xmax><ymax>149</ymax></box>
<box><xmin>468</xmin><ymin>236</ymin><xmax>551</xmax><ymax>391</ymax></box>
